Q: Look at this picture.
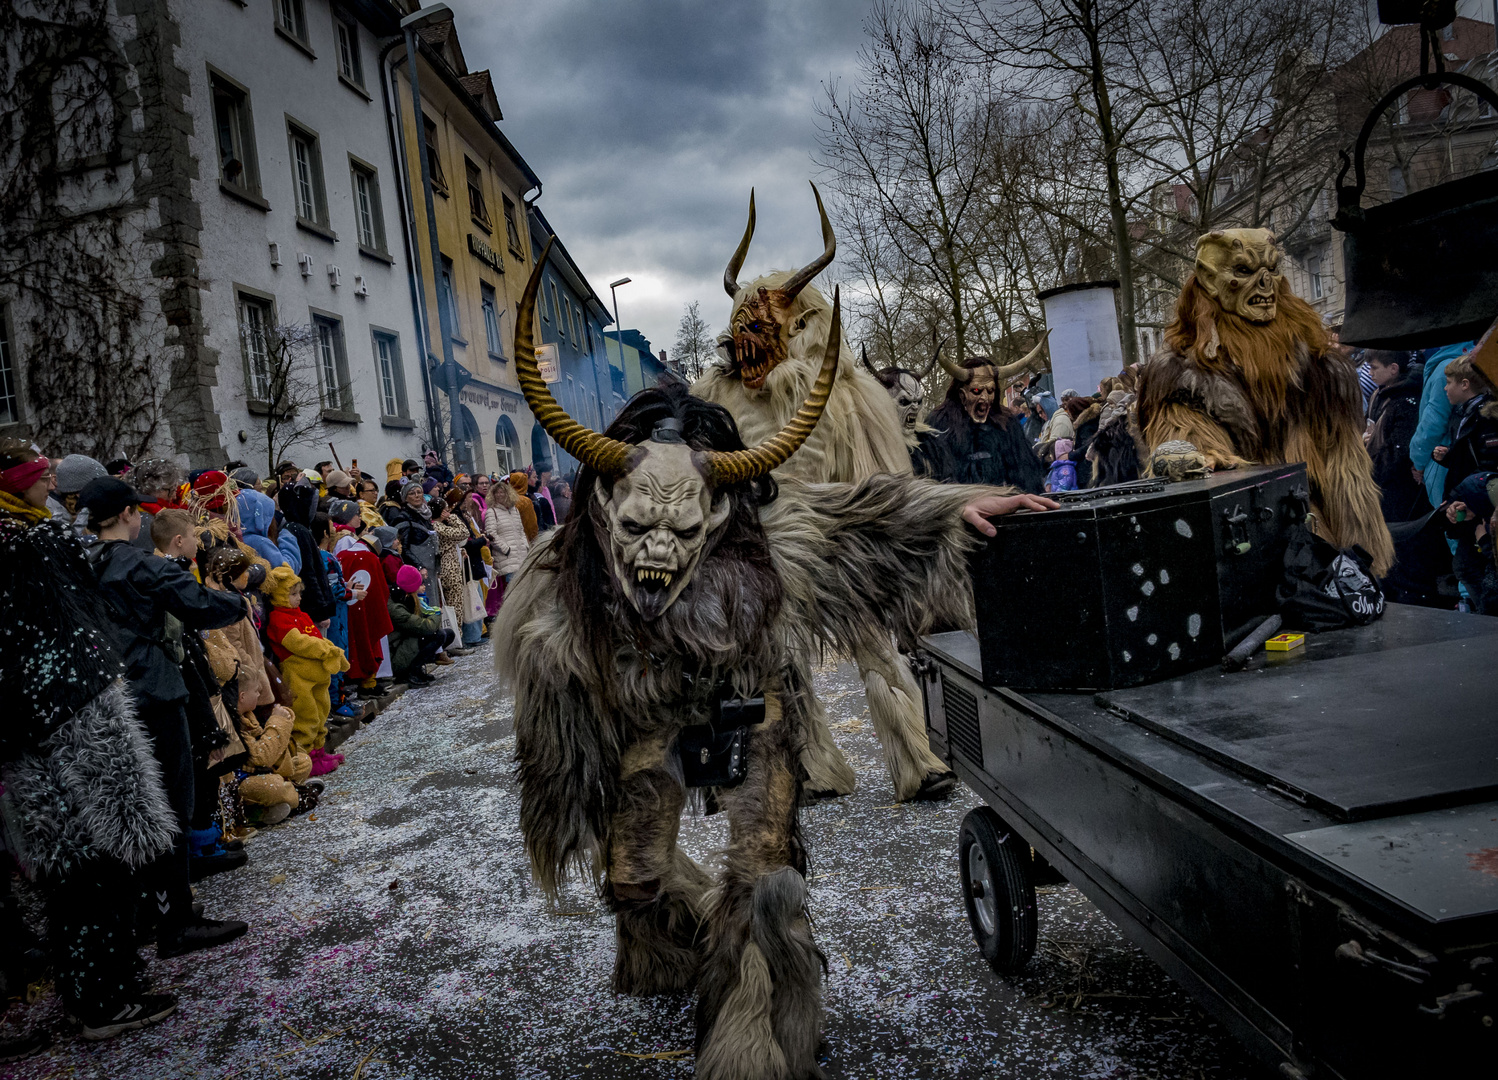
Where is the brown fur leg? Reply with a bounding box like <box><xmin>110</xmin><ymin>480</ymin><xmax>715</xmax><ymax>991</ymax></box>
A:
<box><xmin>1143</xmin><ymin>402</ymin><xmax>1250</xmax><ymax>470</ymax></box>
<box><xmin>607</xmin><ymin>751</ymin><xmax>707</xmax><ymax>995</ymax></box>
<box><xmin>1285</xmin><ymin>425</ymin><xmax>1395</xmax><ymax>577</ymax></box>
<box><xmin>856</xmin><ymin>640</ymin><xmax>948</xmax><ymax>802</ymax></box>
<box><xmin>789</xmin><ymin>652</ymin><xmax>855</xmax><ymax>798</ymax></box>
<box><xmin>697</xmin><ymin>694</ymin><xmax>825</xmax><ymax>1080</ymax></box>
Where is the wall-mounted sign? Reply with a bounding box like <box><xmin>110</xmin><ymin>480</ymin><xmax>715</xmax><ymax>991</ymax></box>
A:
<box><xmin>468</xmin><ymin>232</ymin><xmax>504</xmax><ymax>274</ymax></box>
<box><xmin>536</xmin><ymin>343</ymin><xmax>561</xmax><ymax>384</ymax></box>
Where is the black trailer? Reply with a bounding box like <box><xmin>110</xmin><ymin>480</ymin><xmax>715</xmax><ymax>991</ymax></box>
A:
<box><xmin>916</xmin><ymin>604</ymin><xmax>1497</xmax><ymax>1079</ymax></box>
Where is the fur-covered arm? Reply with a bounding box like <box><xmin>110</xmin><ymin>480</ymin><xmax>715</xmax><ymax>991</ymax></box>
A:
<box><xmin>494</xmin><ymin>548</ymin><xmax>617</xmax><ymax>898</ymax></box>
<box><xmin>1137</xmin><ymin>349</ymin><xmax>1255</xmax><ymax>468</ymax></box>
<box><xmin>760</xmin><ymin>474</ymin><xmax>998</xmax><ymax>654</ymax></box>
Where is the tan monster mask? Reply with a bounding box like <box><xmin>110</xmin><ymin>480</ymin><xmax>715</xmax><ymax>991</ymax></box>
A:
<box><xmin>515</xmin><ymin>237</ymin><xmax>843</xmax><ymax>620</ymax></box>
<box><xmin>1195</xmin><ymin>229</ymin><xmax>1282</xmax><ymax>324</ymax></box>
<box><xmin>723</xmin><ymin>183</ymin><xmax>837</xmax><ymax>391</ymax></box>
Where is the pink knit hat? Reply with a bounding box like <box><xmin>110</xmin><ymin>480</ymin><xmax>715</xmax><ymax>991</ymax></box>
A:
<box><xmin>395</xmin><ymin>565</ymin><xmax>423</xmax><ymax>594</ymax></box>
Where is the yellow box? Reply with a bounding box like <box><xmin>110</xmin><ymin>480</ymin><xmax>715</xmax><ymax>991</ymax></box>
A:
<box><xmin>1265</xmin><ymin>633</ymin><xmax>1306</xmax><ymax>652</ymax></box>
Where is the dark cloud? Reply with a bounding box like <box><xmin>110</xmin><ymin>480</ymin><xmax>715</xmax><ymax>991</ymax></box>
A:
<box><xmin>447</xmin><ymin>0</ymin><xmax>871</xmax><ymax>350</ymax></box>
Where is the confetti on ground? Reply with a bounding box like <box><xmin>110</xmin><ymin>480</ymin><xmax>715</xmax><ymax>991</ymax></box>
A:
<box><xmin>0</xmin><ymin>647</ymin><xmax>1256</xmax><ymax>1079</ymax></box>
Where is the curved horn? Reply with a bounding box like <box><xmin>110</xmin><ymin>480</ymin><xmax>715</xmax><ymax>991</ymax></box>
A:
<box><xmin>990</xmin><ymin>329</ymin><xmax>1052</xmax><ymax>381</ymax></box>
<box><xmin>723</xmin><ymin>188</ymin><xmax>756</xmax><ymax>298</ymax></box>
<box><xmin>780</xmin><ymin>181</ymin><xmax>836</xmax><ymax>300</ymax></box>
<box><xmin>917</xmin><ymin>336</ymin><xmax>947</xmax><ymax>380</ymax></box>
<box><xmin>705</xmin><ymin>287</ymin><xmax>843</xmax><ymax>484</ymax></box>
<box><xmin>937</xmin><ymin>342</ymin><xmax>972</xmax><ymax>384</ymax></box>
<box><xmin>860</xmin><ymin>343</ymin><xmax>879</xmax><ymax>376</ymax></box>
<box><xmin>516</xmin><ymin>238</ymin><xmax>637</xmax><ymax>476</ymax></box>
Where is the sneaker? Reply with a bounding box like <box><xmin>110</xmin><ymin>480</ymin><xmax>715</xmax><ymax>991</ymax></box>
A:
<box><xmin>157</xmin><ymin>917</ymin><xmax>248</xmax><ymax>960</ymax></box>
<box><xmin>188</xmin><ymin>846</ymin><xmax>248</xmax><ymax>882</ymax></box>
<box><xmin>0</xmin><ymin>1030</ymin><xmax>50</xmax><ymax>1061</ymax></box>
<box><xmin>291</xmin><ymin>781</ymin><xmax>322</xmax><ymax>816</ymax></box>
<box><xmin>333</xmin><ymin>701</ymin><xmax>361</xmax><ymax>719</ymax></box>
<box><xmin>79</xmin><ymin>994</ymin><xmax>177</xmax><ymax>1041</ymax></box>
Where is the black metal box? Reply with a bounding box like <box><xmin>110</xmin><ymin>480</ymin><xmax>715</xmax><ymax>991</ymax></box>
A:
<box><xmin>970</xmin><ymin>464</ymin><xmax>1308</xmax><ymax>690</ymax></box>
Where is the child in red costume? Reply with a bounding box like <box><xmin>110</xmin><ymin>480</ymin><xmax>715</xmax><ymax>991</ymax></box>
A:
<box><xmin>263</xmin><ymin>565</ymin><xmax>349</xmax><ymax>776</ymax></box>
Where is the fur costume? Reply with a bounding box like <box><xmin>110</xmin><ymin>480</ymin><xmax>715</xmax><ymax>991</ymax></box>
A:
<box><xmin>690</xmin><ymin>185</ymin><xmax>952</xmax><ymax>802</ymax></box>
<box><xmin>1138</xmin><ymin>229</ymin><xmax>1394</xmax><ymax>575</ymax></box>
<box><xmin>264</xmin><ymin>566</ymin><xmax>348</xmax><ymax>752</ymax></box>
<box><xmin>498</xmin><ymin>250</ymin><xmax>1029</xmax><ymax>1077</ymax></box>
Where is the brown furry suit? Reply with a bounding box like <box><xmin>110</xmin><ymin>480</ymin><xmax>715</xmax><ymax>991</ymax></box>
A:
<box><xmin>1138</xmin><ymin>277</ymin><xmax>1394</xmax><ymax>576</ymax></box>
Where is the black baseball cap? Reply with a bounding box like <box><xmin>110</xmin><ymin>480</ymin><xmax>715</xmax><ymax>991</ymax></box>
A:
<box><xmin>77</xmin><ymin>476</ymin><xmax>144</xmax><ymax>521</ymax></box>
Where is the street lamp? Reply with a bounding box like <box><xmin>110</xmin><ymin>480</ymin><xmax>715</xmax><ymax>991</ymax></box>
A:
<box><xmin>609</xmin><ymin>276</ymin><xmax>631</xmax><ymax>395</ymax></box>
<box><xmin>400</xmin><ymin>4</ymin><xmax>466</xmax><ymax>472</ymax></box>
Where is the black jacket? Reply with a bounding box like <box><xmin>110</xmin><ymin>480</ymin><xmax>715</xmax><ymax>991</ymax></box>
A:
<box><xmin>1442</xmin><ymin>393</ymin><xmax>1498</xmax><ymax>500</ymax></box>
<box><xmin>277</xmin><ymin>482</ymin><xmax>335</xmax><ymax>621</ymax></box>
<box><xmin>916</xmin><ymin>404</ymin><xmax>1045</xmax><ymax>493</ymax></box>
<box><xmin>1366</xmin><ymin>368</ymin><xmax>1425</xmax><ymax>521</ymax></box>
<box><xmin>87</xmin><ymin>541</ymin><xmax>246</xmax><ymax>706</ymax></box>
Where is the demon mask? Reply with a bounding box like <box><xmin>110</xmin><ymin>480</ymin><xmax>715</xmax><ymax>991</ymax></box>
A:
<box><xmin>938</xmin><ymin>332</ymin><xmax>1052</xmax><ymax>425</ymax></box>
<box><xmin>722</xmin><ymin>184</ymin><xmax>837</xmax><ymax>391</ymax></box>
<box><xmin>1195</xmin><ymin>229</ymin><xmax>1282</xmax><ymax>324</ymax></box>
<box><xmin>861</xmin><ymin>339</ymin><xmax>941</xmax><ymax>435</ymax></box>
<box><xmin>516</xmin><ymin>239</ymin><xmax>842</xmax><ymax>620</ymax></box>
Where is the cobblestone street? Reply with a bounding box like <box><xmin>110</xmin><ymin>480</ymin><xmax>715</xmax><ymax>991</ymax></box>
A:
<box><xmin>4</xmin><ymin>648</ymin><xmax>1258</xmax><ymax>1080</ymax></box>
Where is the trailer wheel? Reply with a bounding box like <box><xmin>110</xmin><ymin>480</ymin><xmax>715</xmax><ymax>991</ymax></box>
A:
<box><xmin>959</xmin><ymin>807</ymin><xmax>1037</xmax><ymax>975</ymax></box>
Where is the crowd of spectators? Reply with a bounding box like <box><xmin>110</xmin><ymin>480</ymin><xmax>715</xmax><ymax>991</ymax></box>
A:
<box><xmin>0</xmin><ymin>439</ymin><xmax>570</xmax><ymax>1055</ymax></box>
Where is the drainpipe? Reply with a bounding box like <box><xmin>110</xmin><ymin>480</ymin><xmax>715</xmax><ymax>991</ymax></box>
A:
<box><xmin>379</xmin><ymin>37</ymin><xmax>442</xmax><ymax>459</ymax></box>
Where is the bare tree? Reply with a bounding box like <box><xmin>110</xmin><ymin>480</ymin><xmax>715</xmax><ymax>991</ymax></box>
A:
<box><xmin>242</xmin><ymin>322</ymin><xmax>330</xmax><ymax>477</ymax></box>
<box><xmin>672</xmin><ymin>301</ymin><xmax>714</xmax><ymax>381</ymax></box>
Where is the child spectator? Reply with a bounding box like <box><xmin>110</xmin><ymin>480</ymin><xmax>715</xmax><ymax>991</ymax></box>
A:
<box><xmin>387</xmin><ymin>564</ymin><xmax>453</xmax><ymax>686</ymax></box>
<box><xmin>262</xmin><ymin>566</ymin><xmax>349</xmax><ymax>776</ymax></box>
<box><xmin>338</xmin><ymin>521</ymin><xmax>394</xmax><ymax>697</ymax></box>
<box><xmin>1432</xmin><ymin>356</ymin><xmax>1498</xmax><ymax>498</ymax></box>
<box><xmin>1045</xmin><ymin>438</ymin><xmax>1078</xmax><ymax>492</ymax></box>
<box><xmin>312</xmin><ymin>513</ymin><xmax>359</xmax><ymax>740</ymax></box>
<box><xmin>1364</xmin><ymin>351</ymin><xmax>1426</xmax><ymax>521</ymax></box>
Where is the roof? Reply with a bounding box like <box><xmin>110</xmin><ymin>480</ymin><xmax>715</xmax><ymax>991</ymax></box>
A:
<box><xmin>409</xmin><ymin>37</ymin><xmax>542</xmax><ymax>192</ymax></box>
<box><xmin>604</xmin><ymin>328</ymin><xmax>654</xmax><ymax>355</ymax></box>
<box><xmin>458</xmin><ymin>70</ymin><xmax>502</xmax><ymax>122</ymax></box>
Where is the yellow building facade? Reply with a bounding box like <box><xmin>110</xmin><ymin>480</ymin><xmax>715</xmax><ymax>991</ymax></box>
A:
<box><xmin>390</xmin><ymin>16</ymin><xmax>540</xmax><ymax>475</ymax></box>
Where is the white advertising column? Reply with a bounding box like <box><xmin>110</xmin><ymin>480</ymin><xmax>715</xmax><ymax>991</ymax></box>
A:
<box><xmin>1039</xmin><ymin>281</ymin><xmax>1126</xmax><ymax>397</ymax></box>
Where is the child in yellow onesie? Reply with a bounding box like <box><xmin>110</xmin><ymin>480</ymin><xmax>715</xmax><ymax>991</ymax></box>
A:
<box><xmin>263</xmin><ymin>565</ymin><xmax>349</xmax><ymax>777</ymax></box>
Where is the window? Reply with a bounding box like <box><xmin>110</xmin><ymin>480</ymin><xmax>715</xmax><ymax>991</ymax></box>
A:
<box><xmin>550</xmin><ymin>280</ymin><xmax>564</xmax><ymax>338</ymax></box>
<box><xmin>0</xmin><ymin>304</ymin><xmax>19</xmax><ymax>426</ymax></box>
<box><xmin>350</xmin><ymin>159</ymin><xmax>386</xmax><ymax>252</ymax></box>
<box><xmin>277</xmin><ymin>0</ymin><xmax>308</xmax><ymax>44</ymax></box>
<box><xmin>211</xmin><ymin>73</ymin><xmax>260</xmax><ymax>196</ymax></box>
<box><xmin>503</xmin><ymin>195</ymin><xmax>523</xmax><ymax>255</ymax></box>
<box><xmin>439</xmin><ymin>255</ymin><xmax>461</xmax><ymax>339</ymax></box>
<box><xmin>286</xmin><ymin>119</ymin><xmax>329</xmax><ymax>229</ymax></box>
<box><xmin>334</xmin><ymin>12</ymin><xmax>363</xmax><ymax>87</ymax></box>
<box><xmin>313</xmin><ymin>315</ymin><xmax>352</xmax><ymax>413</ymax></box>
<box><xmin>237</xmin><ymin>293</ymin><xmax>275</xmax><ymax>403</ymax></box>
<box><xmin>482</xmin><ymin>282</ymin><xmax>504</xmax><ymax>358</ymax></box>
<box><xmin>573</xmin><ymin>304</ymin><xmax>584</xmax><ymax>345</ymax></box>
<box><xmin>423</xmin><ymin>115</ymin><xmax>447</xmax><ymax>195</ymax></box>
<box><xmin>465</xmin><ymin>158</ymin><xmax>490</xmax><ymax>229</ymax></box>
<box><xmin>373</xmin><ymin>331</ymin><xmax>408</xmax><ymax>419</ymax></box>
<box><xmin>1307</xmin><ymin>254</ymin><xmax>1324</xmax><ymax>300</ymax></box>
<box><xmin>563</xmin><ymin>296</ymin><xmax>574</xmax><ymax>342</ymax></box>
<box><xmin>1389</xmin><ymin>164</ymin><xmax>1408</xmax><ymax>199</ymax></box>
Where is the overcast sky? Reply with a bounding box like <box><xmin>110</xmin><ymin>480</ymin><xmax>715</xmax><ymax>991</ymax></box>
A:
<box><xmin>447</xmin><ymin>0</ymin><xmax>873</xmax><ymax>354</ymax></box>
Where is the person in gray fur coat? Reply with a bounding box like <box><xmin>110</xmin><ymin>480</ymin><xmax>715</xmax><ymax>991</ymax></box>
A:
<box><xmin>0</xmin><ymin>439</ymin><xmax>181</xmax><ymax>1045</ymax></box>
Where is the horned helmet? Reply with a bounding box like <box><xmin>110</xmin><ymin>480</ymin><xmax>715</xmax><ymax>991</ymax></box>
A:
<box><xmin>860</xmin><ymin>337</ymin><xmax>943</xmax><ymax>435</ymax></box>
<box><xmin>721</xmin><ymin>183</ymin><xmax>838</xmax><ymax>391</ymax></box>
<box><xmin>1194</xmin><ymin>229</ymin><xmax>1282</xmax><ymax>324</ymax></box>
<box><xmin>516</xmin><ymin>239</ymin><xmax>841</xmax><ymax>620</ymax></box>
<box><xmin>935</xmin><ymin>332</ymin><xmax>1052</xmax><ymax>424</ymax></box>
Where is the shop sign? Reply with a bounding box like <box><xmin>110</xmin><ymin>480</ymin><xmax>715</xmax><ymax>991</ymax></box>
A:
<box><xmin>468</xmin><ymin>232</ymin><xmax>504</xmax><ymax>274</ymax></box>
<box><xmin>536</xmin><ymin>343</ymin><xmax>561</xmax><ymax>384</ymax></box>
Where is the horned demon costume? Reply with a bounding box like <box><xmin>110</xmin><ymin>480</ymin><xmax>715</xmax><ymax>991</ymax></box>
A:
<box><xmin>1138</xmin><ymin>229</ymin><xmax>1394</xmax><ymax>575</ymax></box>
<box><xmin>498</xmin><ymin>243</ymin><xmax>1048</xmax><ymax>1077</ymax></box>
<box><xmin>691</xmin><ymin>185</ymin><xmax>955</xmax><ymax>802</ymax></box>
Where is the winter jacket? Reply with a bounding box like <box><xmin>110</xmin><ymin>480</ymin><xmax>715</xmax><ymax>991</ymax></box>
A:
<box><xmin>1410</xmin><ymin>344</ymin><xmax>1471</xmax><ymax>508</ymax></box>
<box><xmin>1046</xmin><ymin>459</ymin><xmax>1078</xmax><ymax>492</ymax></box>
<box><xmin>1070</xmin><ymin>403</ymin><xmax>1102</xmax><ymax>489</ymax></box>
<box><xmin>203</xmin><ymin>610</ymin><xmax>274</xmax><ymax>712</ymax></box>
<box><xmin>237</xmin><ymin>490</ymin><xmax>299</xmax><ymax>570</ymax></box>
<box><xmin>87</xmin><ymin>541</ymin><xmax>247</xmax><ymax>706</ymax></box>
<box><xmin>237</xmin><ymin>703</ymin><xmax>310</xmax><ymax>781</ymax></box>
<box><xmin>0</xmin><ymin>513</ymin><xmax>178</xmax><ymax>877</ymax></box>
<box><xmin>384</xmin><ymin>502</ymin><xmax>439</xmax><ymax>578</ymax></box>
<box><xmin>277</xmin><ymin>484</ymin><xmax>335</xmax><ymax>621</ymax></box>
<box><xmin>1366</xmin><ymin>367</ymin><xmax>1425</xmax><ymax>522</ymax></box>
<box><xmin>484</xmin><ymin>505</ymin><xmax>529</xmax><ymax>576</ymax></box>
<box><xmin>533</xmin><ymin>487</ymin><xmax>557</xmax><ymax>531</ymax></box>
<box><xmin>358</xmin><ymin>501</ymin><xmax>387</xmax><ymax>530</ymax></box>
<box><xmin>515</xmin><ymin>493</ymin><xmax>539</xmax><ymax>542</ymax></box>
<box><xmin>1441</xmin><ymin>394</ymin><xmax>1498</xmax><ymax>500</ymax></box>
<box><xmin>1037</xmin><ymin>409</ymin><xmax>1075</xmax><ymax>446</ymax></box>
<box><xmin>434</xmin><ymin>513</ymin><xmax>469</xmax><ymax>609</ymax></box>
<box><xmin>387</xmin><ymin>596</ymin><xmax>442</xmax><ymax>675</ymax></box>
